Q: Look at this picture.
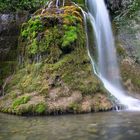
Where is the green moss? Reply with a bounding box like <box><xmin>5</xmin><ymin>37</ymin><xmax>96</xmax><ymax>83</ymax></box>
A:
<box><xmin>116</xmin><ymin>46</ymin><xmax>126</xmax><ymax>57</ymax></box>
<box><xmin>19</xmin><ymin>4</ymin><xmax>84</xmax><ymax>59</ymax></box>
<box><xmin>63</xmin><ymin>15</ymin><xmax>79</xmax><ymax>25</ymax></box>
<box><xmin>28</xmin><ymin>39</ymin><xmax>38</xmax><ymax>55</ymax></box>
<box><xmin>114</xmin><ymin>0</ymin><xmax>140</xmax><ymax>24</ymax></box>
<box><xmin>16</xmin><ymin>73</ymin><xmax>42</xmax><ymax>93</ymax></box>
<box><xmin>12</xmin><ymin>104</ymin><xmax>33</xmax><ymax>115</ymax></box>
<box><xmin>21</xmin><ymin>17</ymin><xmax>44</xmax><ymax>38</ymax></box>
<box><xmin>34</xmin><ymin>103</ymin><xmax>46</xmax><ymax>114</ymax></box>
<box><xmin>7</xmin><ymin>102</ymin><xmax>46</xmax><ymax>115</ymax></box>
<box><xmin>10</xmin><ymin>92</ymin><xmax>18</xmax><ymax>99</ymax></box>
<box><xmin>68</xmin><ymin>103</ymin><xmax>81</xmax><ymax>113</ymax></box>
<box><xmin>12</xmin><ymin>96</ymin><xmax>30</xmax><ymax>108</ymax></box>
<box><xmin>62</xmin><ymin>25</ymin><xmax>77</xmax><ymax>48</ymax></box>
<box><xmin>21</xmin><ymin>17</ymin><xmax>45</xmax><ymax>56</ymax></box>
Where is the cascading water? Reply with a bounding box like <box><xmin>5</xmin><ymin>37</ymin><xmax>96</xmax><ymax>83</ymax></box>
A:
<box><xmin>86</xmin><ymin>0</ymin><xmax>140</xmax><ymax>110</ymax></box>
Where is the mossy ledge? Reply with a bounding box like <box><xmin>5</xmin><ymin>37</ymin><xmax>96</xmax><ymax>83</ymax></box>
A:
<box><xmin>0</xmin><ymin>1</ymin><xmax>113</xmax><ymax>115</ymax></box>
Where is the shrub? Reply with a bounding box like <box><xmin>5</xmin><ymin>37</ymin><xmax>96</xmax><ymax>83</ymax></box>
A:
<box><xmin>0</xmin><ymin>0</ymin><xmax>48</xmax><ymax>12</ymax></box>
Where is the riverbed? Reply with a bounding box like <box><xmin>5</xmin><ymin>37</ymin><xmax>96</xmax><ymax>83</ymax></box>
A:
<box><xmin>0</xmin><ymin>111</ymin><xmax>140</xmax><ymax>140</ymax></box>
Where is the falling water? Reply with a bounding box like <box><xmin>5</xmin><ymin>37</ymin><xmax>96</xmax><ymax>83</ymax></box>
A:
<box><xmin>56</xmin><ymin>0</ymin><xmax>60</xmax><ymax>8</ymax></box>
<box><xmin>47</xmin><ymin>0</ymin><xmax>65</xmax><ymax>8</ymax></box>
<box><xmin>48</xmin><ymin>1</ymin><xmax>53</xmax><ymax>8</ymax></box>
<box><xmin>86</xmin><ymin>0</ymin><xmax>140</xmax><ymax>110</ymax></box>
<box><xmin>63</xmin><ymin>0</ymin><xmax>65</xmax><ymax>6</ymax></box>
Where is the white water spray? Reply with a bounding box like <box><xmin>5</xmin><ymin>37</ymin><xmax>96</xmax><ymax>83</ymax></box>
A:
<box><xmin>86</xmin><ymin>0</ymin><xmax>140</xmax><ymax>110</ymax></box>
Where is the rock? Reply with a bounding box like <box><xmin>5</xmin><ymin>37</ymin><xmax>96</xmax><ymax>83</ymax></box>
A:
<box><xmin>0</xmin><ymin>1</ymin><xmax>113</xmax><ymax>115</ymax></box>
<box><xmin>0</xmin><ymin>85</ymin><xmax>2</xmax><ymax>96</ymax></box>
<box><xmin>124</xmin><ymin>79</ymin><xmax>134</xmax><ymax>92</ymax></box>
<box><xmin>0</xmin><ymin>12</ymin><xmax>29</xmax><ymax>61</ymax></box>
<box><xmin>107</xmin><ymin>0</ymin><xmax>132</xmax><ymax>12</ymax></box>
<box><xmin>0</xmin><ymin>11</ymin><xmax>29</xmax><ymax>88</ymax></box>
<box><xmin>117</xmin><ymin>9</ymin><xmax>140</xmax><ymax>63</ymax></box>
<box><xmin>122</xmin><ymin>57</ymin><xmax>135</xmax><ymax>66</ymax></box>
<box><xmin>81</xmin><ymin>96</ymin><xmax>92</xmax><ymax>113</ymax></box>
<box><xmin>120</xmin><ymin>56</ymin><xmax>140</xmax><ymax>93</ymax></box>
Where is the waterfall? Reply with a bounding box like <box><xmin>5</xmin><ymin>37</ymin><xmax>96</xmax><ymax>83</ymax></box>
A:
<box><xmin>86</xmin><ymin>0</ymin><xmax>140</xmax><ymax>110</ymax></box>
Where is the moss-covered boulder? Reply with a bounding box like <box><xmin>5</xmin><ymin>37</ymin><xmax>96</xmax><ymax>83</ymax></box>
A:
<box><xmin>0</xmin><ymin>1</ymin><xmax>112</xmax><ymax>115</ymax></box>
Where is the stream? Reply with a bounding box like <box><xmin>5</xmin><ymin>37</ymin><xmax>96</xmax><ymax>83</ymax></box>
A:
<box><xmin>1</xmin><ymin>112</ymin><xmax>140</xmax><ymax>140</ymax></box>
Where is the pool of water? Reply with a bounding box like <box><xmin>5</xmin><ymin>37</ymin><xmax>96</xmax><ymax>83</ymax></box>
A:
<box><xmin>0</xmin><ymin>111</ymin><xmax>140</xmax><ymax>140</ymax></box>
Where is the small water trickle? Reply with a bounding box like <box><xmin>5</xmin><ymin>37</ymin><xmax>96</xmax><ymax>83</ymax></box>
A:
<box><xmin>115</xmin><ymin>106</ymin><xmax>119</xmax><ymax>111</ymax></box>
<box><xmin>47</xmin><ymin>0</ymin><xmax>66</xmax><ymax>8</ymax></box>
<box><xmin>86</xmin><ymin>0</ymin><xmax>140</xmax><ymax>111</ymax></box>
<box><xmin>48</xmin><ymin>1</ymin><xmax>53</xmax><ymax>8</ymax></box>
<box><xmin>63</xmin><ymin>0</ymin><xmax>65</xmax><ymax>7</ymax></box>
<box><xmin>34</xmin><ymin>53</ymin><xmax>42</xmax><ymax>63</ymax></box>
<box><xmin>56</xmin><ymin>0</ymin><xmax>60</xmax><ymax>8</ymax></box>
<box><xmin>18</xmin><ymin>55</ymin><xmax>24</xmax><ymax>65</ymax></box>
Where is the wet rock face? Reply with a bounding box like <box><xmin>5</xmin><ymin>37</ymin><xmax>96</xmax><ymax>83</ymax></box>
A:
<box><xmin>117</xmin><ymin>9</ymin><xmax>140</xmax><ymax>63</ymax></box>
<box><xmin>0</xmin><ymin>12</ymin><xmax>29</xmax><ymax>61</ymax></box>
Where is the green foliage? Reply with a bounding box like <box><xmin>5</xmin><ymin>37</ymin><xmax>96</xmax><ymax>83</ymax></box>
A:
<box><xmin>21</xmin><ymin>14</ymin><xmax>82</xmax><ymax>57</ymax></box>
<box><xmin>0</xmin><ymin>0</ymin><xmax>48</xmax><ymax>12</ymax></box>
<box><xmin>12</xmin><ymin>96</ymin><xmax>30</xmax><ymax>108</ymax></box>
<box><xmin>72</xmin><ymin>0</ymin><xmax>85</xmax><ymax>8</ymax></box>
<box><xmin>21</xmin><ymin>17</ymin><xmax>45</xmax><ymax>55</ymax></box>
<box><xmin>62</xmin><ymin>25</ymin><xmax>77</xmax><ymax>47</ymax></box>
<box><xmin>8</xmin><ymin>102</ymin><xmax>46</xmax><ymax>115</ymax></box>
<box><xmin>114</xmin><ymin>0</ymin><xmax>140</xmax><ymax>23</ymax></box>
<box><xmin>39</xmin><ymin>36</ymin><xmax>50</xmax><ymax>53</ymax></box>
<box><xmin>39</xmin><ymin>26</ymin><xmax>61</xmax><ymax>53</ymax></box>
<box><xmin>28</xmin><ymin>39</ymin><xmax>38</xmax><ymax>55</ymax></box>
<box><xmin>35</xmin><ymin>103</ymin><xmax>46</xmax><ymax>114</ymax></box>
<box><xmin>19</xmin><ymin>3</ymin><xmax>85</xmax><ymax>59</ymax></box>
<box><xmin>21</xmin><ymin>17</ymin><xmax>44</xmax><ymax>38</ymax></box>
<box><xmin>64</xmin><ymin>15</ymin><xmax>78</xmax><ymax>25</ymax></box>
<box><xmin>128</xmin><ymin>0</ymin><xmax>140</xmax><ymax>15</ymax></box>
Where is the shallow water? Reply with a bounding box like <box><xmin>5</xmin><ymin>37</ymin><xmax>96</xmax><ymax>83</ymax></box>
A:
<box><xmin>1</xmin><ymin>112</ymin><xmax>140</xmax><ymax>140</ymax></box>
